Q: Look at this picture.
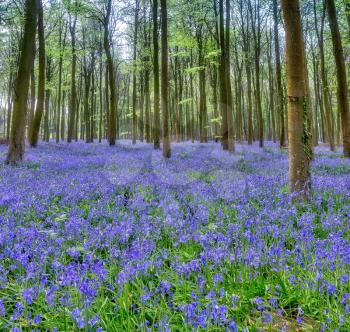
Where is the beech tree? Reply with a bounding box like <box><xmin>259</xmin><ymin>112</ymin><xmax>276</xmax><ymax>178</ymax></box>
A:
<box><xmin>29</xmin><ymin>0</ymin><xmax>45</xmax><ymax>147</ymax></box>
<box><xmin>7</xmin><ymin>0</ymin><xmax>37</xmax><ymax>164</ymax></box>
<box><xmin>161</xmin><ymin>0</ymin><xmax>170</xmax><ymax>158</ymax></box>
<box><xmin>281</xmin><ymin>0</ymin><xmax>311</xmax><ymax>197</ymax></box>
<box><xmin>325</xmin><ymin>0</ymin><xmax>350</xmax><ymax>158</ymax></box>
<box><xmin>153</xmin><ymin>0</ymin><xmax>161</xmax><ymax>150</ymax></box>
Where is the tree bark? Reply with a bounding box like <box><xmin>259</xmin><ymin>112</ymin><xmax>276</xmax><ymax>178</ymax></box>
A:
<box><xmin>104</xmin><ymin>0</ymin><xmax>117</xmax><ymax>145</ymax></box>
<box><xmin>225</xmin><ymin>0</ymin><xmax>234</xmax><ymax>152</ymax></box>
<box><xmin>7</xmin><ymin>0</ymin><xmax>37</xmax><ymax>164</ymax></box>
<box><xmin>326</xmin><ymin>0</ymin><xmax>350</xmax><ymax>157</ymax></box>
<box><xmin>67</xmin><ymin>2</ymin><xmax>77</xmax><ymax>143</ymax></box>
<box><xmin>219</xmin><ymin>0</ymin><xmax>228</xmax><ymax>149</ymax></box>
<box><xmin>160</xmin><ymin>0</ymin><xmax>170</xmax><ymax>158</ymax></box>
<box><xmin>153</xmin><ymin>0</ymin><xmax>161</xmax><ymax>149</ymax></box>
<box><xmin>132</xmin><ymin>0</ymin><xmax>140</xmax><ymax>144</ymax></box>
<box><xmin>273</xmin><ymin>0</ymin><xmax>286</xmax><ymax>147</ymax></box>
<box><xmin>281</xmin><ymin>0</ymin><xmax>311</xmax><ymax>197</ymax></box>
<box><xmin>29</xmin><ymin>0</ymin><xmax>45</xmax><ymax>147</ymax></box>
<box><xmin>43</xmin><ymin>56</ymin><xmax>52</xmax><ymax>142</ymax></box>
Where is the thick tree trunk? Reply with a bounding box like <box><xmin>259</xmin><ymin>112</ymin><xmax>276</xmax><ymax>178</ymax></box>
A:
<box><xmin>7</xmin><ymin>0</ymin><xmax>37</xmax><ymax>164</ymax></box>
<box><xmin>326</xmin><ymin>0</ymin><xmax>350</xmax><ymax>157</ymax></box>
<box><xmin>281</xmin><ymin>0</ymin><xmax>311</xmax><ymax>197</ymax></box>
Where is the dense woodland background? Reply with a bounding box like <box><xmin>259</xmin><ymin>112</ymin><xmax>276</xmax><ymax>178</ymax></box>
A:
<box><xmin>0</xmin><ymin>0</ymin><xmax>349</xmax><ymax>194</ymax></box>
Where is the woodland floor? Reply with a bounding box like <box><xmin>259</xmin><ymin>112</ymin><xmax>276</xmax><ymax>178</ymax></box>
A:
<box><xmin>0</xmin><ymin>141</ymin><xmax>349</xmax><ymax>331</ymax></box>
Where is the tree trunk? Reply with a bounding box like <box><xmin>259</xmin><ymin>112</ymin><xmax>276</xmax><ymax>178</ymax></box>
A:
<box><xmin>83</xmin><ymin>64</ymin><xmax>92</xmax><ymax>143</ymax></box>
<box><xmin>132</xmin><ymin>0</ymin><xmax>140</xmax><ymax>144</ymax></box>
<box><xmin>56</xmin><ymin>16</ymin><xmax>66</xmax><ymax>143</ymax></box>
<box><xmin>326</xmin><ymin>0</ymin><xmax>350</xmax><ymax>157</ymax></box>
<box><xmin>7</xmin><ymin>0</ymin><xmax>37</xmax><ymax>164</ymax></box>
<box><xmin>225</xmin><ymin>0</ymin><xmax>234</xmax><ymax>152</ymax></box>
<box><xmin>28</xmin><ymin>66</ymin><xmax>35</xmax><ymax>140</ymax></box>
<box><xmin>219</xmin><ymin>0</ymin><xmax>228</xmax><ymax>149</ymax></box>
<box><xmin>61</xmin><ymin>91</ymin><xmax>65</xmax><ymax>140</ymax></box>
<box><xmin>104</xmin><ymin>0</ymin><xmax>117</xmax><ymax>145</ymax></box>
<box><xmin>29</xmin><ymin>0</ymin><xmax>45</xmax><ymax>147</ymax></box>
<box><xmin>44</xmin><ymin>56</ymin><xmax>52</xmax><ymax>142</ymax></box>
<box><xmin>313</xmin><ymin>0</ymin><xmax>335</xmax><ymax>151</ymax></box>
<box><xmin>67</xmin><ymin>3</ymin><xmax>77</xmax><ymax>143</ymax></box>
<box><xmin>249</xmin><ymin>0</ymin><xmax>263</xmax><ymax>148</ymax></box>
<box><xmin>160</xmin><ymin>0</ymin><xmax>170</xmax><ymax>158</ymax></box>
<box><xmin>6</xmin><ymin>71</ymin><xmax>13</xmax><ymax>141</ymax></box>
<box><xmin>99</xmin><ymin>43</ymin><xmax>103</xmax><ymax>143</ymax></box>
<box><xmin>153</xmin><ymin>0</ymin><xmax>161</xmax><ymax>149</ymax></box>
<box><xmin>273</xmin><ymin>0</ymin><xmax>286</xmax><ymax>147</ymax></box>
<box><xmin>281</xmin><ymin>0</ymin><xmax>311</xmax><ymax>198</ymax></box>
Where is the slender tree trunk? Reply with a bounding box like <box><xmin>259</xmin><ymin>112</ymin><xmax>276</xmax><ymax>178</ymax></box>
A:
<box><xmin>83</xmin><ymin>65</ymin><xmax>92</xmax><ymax>143</ymax></box>
<box><xmin>99</xmin><ymin>42</ymin><xmax>103</xmax><ymax>143</ymax></box>
<box><xmin>67</xmin><ymin>4</ymin><xmax>77</xmax><ymax>143</ymax></box>
<box><xmin>28</xmin><ymin>66</ymin><xmax>35</xmax><ymax>139</ymax></box>
<box><xmin>132</xmin><ymin>0</ymin><xmax>140</xmax><ymax>144</ymax></box>
<box><xmin>160</xmin><ymin>0</ymin><xmax>170</xmax><ymax>158</ymax></box>
<box><xmin>249</xmin><ymin>0</ymin><xmax>263</xmax><ymax>147</ymax></box>
<box><xmin>104</xmin><ymin>0</ymin><xmax>117</xmax><ymax>145</ymax></box>
<box><xmin>219</xmin><ymin>0</ymin><xmax>228</xmax><ymax>149</ymax></box>
<box><xmin>43</xmin><ymin>57</ymin><xmax>52</xmax><ymax>142</ymax></box>
<box><xmin>239</xmin><ymin>3</ymin><xmax>253</xmax><ymax>145</ymax></box>
<box><xmin>225</xmin><ymin>0</ymin><xmax>234</xmax><ymax>151</ymax></box>
<box><xmin>29</xmin><ymin>0</ymin><xmax>45</xmax><ymax>147</ymax></box>
<box><xmin>311</xmin><ymin>52</ymin><xmax>319</xmax><ymax>146</ymax></box>
<box><xmin>153</xmin><ymin>0</ymin><xmax>161</xmax><ymax>149</ymax></box>
<box><xmin>6</xmin><ymin>71</ymin><xmax>13</xmax><ymax>141</ymax></box>
<box><xmin>190</xmin><ymin>51</ymin><xmax>195</xmax><ymax>143</ymax></box>
<box><xmin>346</xmin><ymin>1</ymin><xmax>350</xmax><ymax>39</ymax></box>
<box><xmin>197</xmin><ymin>35</ymin><xmax>207</xmax><ymax>143</ymax></box>
<box><xmin>61</xmin><ymin>91</ymin><xmax>65</xmax><ymax>140</ymax></box>
<box><xmin>313</xmin><ymin>0</ymin><xmax>335</xmax><ymax>151</ymax></box>
<box><xmin>267</xmin><ymin>32</ymin><xmax>276</xmax><ymax>143</ymax></box>
<box><xmin>281</xmin><ymin>0</ymin><xmax>311</xmax><ymax>197</ymax></box>
<box><xmin>56</xmin><ymin>18</ymin><xmax>66</xmax><ymax>143</ymax></box>
<box><xmin>273</xmin><ymin>0</ymin><xmax>286</xmax><ymax>147</ymax></box>
<box><xmin>7</xmin><ymin>0</ymin><xmax>37</xmax><ymax>164</ymax></box>
<box><xmin>326</xmin><ymin>0</ymin><xmax>350</xmax><ymax>157</ymax></box>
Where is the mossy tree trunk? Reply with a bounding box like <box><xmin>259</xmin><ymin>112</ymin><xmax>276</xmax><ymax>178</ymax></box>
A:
<box><xmin>7</xmin><ymin>0</ymin><xmax>37</xmax><ymax>164</ymax></box>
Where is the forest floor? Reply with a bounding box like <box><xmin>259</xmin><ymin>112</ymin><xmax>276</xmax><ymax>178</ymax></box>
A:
<box><xmin>0</xmin><ymin>141</ymin><xmax>349</xmax><ymax>331</ymax></box>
